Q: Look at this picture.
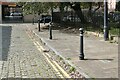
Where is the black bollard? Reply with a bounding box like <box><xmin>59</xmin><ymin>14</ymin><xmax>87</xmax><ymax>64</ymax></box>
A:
<box><xmin>32</xmin><ymin>18</ymin><xmax>34</xmax><ymax>25</ymax></box>
<box><xmin>44</xmin><ymin>17</ymin><xmax>45</xmax><ymax>25</ymax></box>
<box><xmin>38</xmin><ymin>19</ymin><xmax>40</xmax><ymax>32</ymax></box>
<box><xmin>79</xmin><ymin>28</ymin><xmax>84</xmax><ymax>60</ymax></box>
<box><xmin>49</xmin><ymin>22</ymin><xmax>52</xmax><ymax>39</ymax></box>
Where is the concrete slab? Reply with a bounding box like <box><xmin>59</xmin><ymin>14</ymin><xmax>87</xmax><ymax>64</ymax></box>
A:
<box><xmin>27</xmin><ymin>23</ymin><xmax>118</xmax><ymax>78</ymax></box>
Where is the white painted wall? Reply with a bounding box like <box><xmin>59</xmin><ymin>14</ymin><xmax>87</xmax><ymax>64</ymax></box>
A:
<box><xmin>108</xmin><ymin>0</ymin><xmax>116</xmax><ymax>12</ymax></box>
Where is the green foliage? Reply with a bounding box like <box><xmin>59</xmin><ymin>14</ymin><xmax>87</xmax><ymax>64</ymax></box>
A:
<box><xmin>110</xmin><ymin>27</ymin><xmax>119</xmax><ymax>36</ymax></box>
<box><xmin>69</xmin><ymin>66</ymin><xmax>76</xmax><ymax>73</ymax></box>
<box><xmin>109</xmin><ymin>22</ymin><xmax>119</xmax><ymax>35</ymax></box>
<box><xmin>116</xmin><ymin>1</ymin><xmax>120</xmax><ymax>11</ymax></box>
<box><xmin>66</xmin><ymin>57</ymin><xmax>71</xmax><ymax>60</ymax></box>
<box><xmin>17</xmin><ymin>2</ymin><xmax>60</xmax><ymax>15</ymax></box>
<box><xmin>59</xmin><ymin>2</ymin><xmax>70</xmax><ymax>12</ymax></box>
<box><xmin>81</xmin><ymin>2</ymin><xmax>90</xmax><ymax>9</ymax></box>
<box><xmin>17</xmin><ymin>2</ymin><xmax>106</xmax><ymax>24</ymax></box>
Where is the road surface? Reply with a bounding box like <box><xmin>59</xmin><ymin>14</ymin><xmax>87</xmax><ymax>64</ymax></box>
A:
<box><xmin>0</xmin><ymin>24</ymin><xmax>70</xmax><ymax>79</ymax></box>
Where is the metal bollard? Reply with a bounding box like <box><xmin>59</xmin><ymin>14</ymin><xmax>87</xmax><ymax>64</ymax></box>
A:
<box><xmin>49</xmin><ymin>22</ymin><xmax>52</xmax><ymax>39</ymax></box>
<box><xmin>32</xmin><ymin>18</ymin><xmax>34</xmax><ymax>25</ymax></box>
<box><xmin>79</xmin><ymin>28</ymin><xmax>84</xmax><ymax>60</ymax></box>
<box><xmin>38</xmin><ymin>19</ymin><xmax>40</xmax><ymax>32</ymax></box>
<box><xmin>44</xmin><ymin>17</ymin><xmax>45</xmax><ymax>25</ymax></box>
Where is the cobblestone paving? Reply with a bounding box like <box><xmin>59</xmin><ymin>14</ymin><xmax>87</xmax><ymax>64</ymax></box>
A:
<box><xmin>0</xmin><ymin>24</ymin><xmax>61</xmax><ymax>79</ymax></box>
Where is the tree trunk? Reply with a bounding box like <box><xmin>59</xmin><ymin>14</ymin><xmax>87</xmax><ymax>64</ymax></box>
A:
<box><xmin>88</xmin><ymin>2</ymin><xmax>92</xmax><ymax>16</ymax></box>
<box><xmin>70</xmin><ymin>3</ymin><xmax>87</xmax><ymax>24</ymax></box>
<box><xmin>59</xmin><ymin>3</ymin><xmax>65</xmax><ymax>24</ymax></box>
<box><xmin>116</xmin><ymin>1</ymin><xmax>120</xmax><ymax>11</ymax></box>
<box><xmin>93</xmin><ymin>2</ymin><xmax>101</xmax><ymax>13</ymax></box>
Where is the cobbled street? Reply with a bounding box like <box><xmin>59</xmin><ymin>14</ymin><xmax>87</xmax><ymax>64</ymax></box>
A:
<box><xmin>0</xmin><ymin>24</ymin><xmax>65</xmax><ymax>79</ymax></box>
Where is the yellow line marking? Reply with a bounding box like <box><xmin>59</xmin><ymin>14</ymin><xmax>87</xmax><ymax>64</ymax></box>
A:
<box><xmin>35</xmin><ymin>40</ymin><xmax>70</xmax><ymax>78</ymax></box>
<box><xmin>26</xmin><ymin>30</ymin><xmax>65</xmax><ymax>78</ymax></box>
<box><xmin>34</xmin><ymin>41</ymin><xmax>64</xmax><ymax>78</ymax></box>
<box><xmin>42</xmin><ymin>52</ymin><xmax>64</xmax><ymax>78</ymax></box>
<box><xmin>52</xmin><ymin>61</ymin><xmax>70</xmax><ymax>78</ymax></box>
<box><xmin>45</xmin><ymin>53</ymin><xmax>71</xmax><ymax>78</ymax></box>
<box><xmin>36</xmin><ymin>41</ymin><xmax>44</xmax><ymax>50</ymax></box>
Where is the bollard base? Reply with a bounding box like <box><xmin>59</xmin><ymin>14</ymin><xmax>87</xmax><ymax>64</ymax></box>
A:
<box><xmin>38</xmin><ymin>29</ymin><xmax>40</xmax><ymax>32</ymax></box>
<box><xmin>38</xmin><ymin>27</ymin><xmax>40</xmax><ymax>32</ymax></box>
<box><xmin>32</xmin><ymin>20</ymin><xmax>34</xmax><ymax>25</ymax></box>
<box><xmin>49</xmin><ymin>37</ymin><xmax>52</xmax><ymax>40</ymax></box>
<box><xmin>79</xmin><ymin>57</ymin><xmax>84</xmax><ymax>60</ymax></box>
<box><xmin>38</xmin><ymin>30</ymin><xmax>40</xmax><ymax>32</ymax></box>
<box><xmin>79</xmin><ymin>54</ymin><xmax>84</xmax><ymax>60</ymax></box>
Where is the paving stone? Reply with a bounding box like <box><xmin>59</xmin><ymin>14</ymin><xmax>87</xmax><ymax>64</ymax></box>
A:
<box><xmin>1</xmin><ymin>24</ymin><xmax>64</xmax><ymax>79</ymax></box>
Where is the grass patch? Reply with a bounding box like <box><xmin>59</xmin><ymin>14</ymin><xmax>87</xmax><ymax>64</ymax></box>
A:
<box><xmin>109</xmin><ymin>28</ymin><xmax>119</xmax><ymax>35</ymax></box>
<box><xmin>66</xmin><ymin>58</ymin><xmax>71</xmax><ymax>60</ymax></box>
<box><xmin>69</xmin><ymin>66</ymin><xmax>76</xmax><ymax>73</ymax></box>
<box><xmin>84</xmin><ymin>23</ymin><xmax>119</xmax><ymax>36</ymax></box>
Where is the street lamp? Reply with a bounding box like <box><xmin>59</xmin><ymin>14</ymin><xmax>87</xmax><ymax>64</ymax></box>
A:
<box><xmin>104</xmin><ymin>0</ymin><xmax>109</xmax><ymax>41</ymax></box>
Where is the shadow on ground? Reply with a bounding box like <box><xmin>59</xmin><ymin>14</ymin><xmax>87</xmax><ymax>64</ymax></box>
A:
<box><xmin>84</xmin><ymin>58</ymin><xmax>114</xmax><ymax>61</ymax></box>
<box><xmin>1</xmin><ymin>26</ymin><xmax>12</xmax><ymax>61</ymax></box>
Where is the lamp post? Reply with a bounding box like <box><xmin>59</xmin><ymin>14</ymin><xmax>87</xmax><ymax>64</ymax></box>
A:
<box><xmin>104</xmin><ymin>0</ymin><xmax>109</xmax><ymax>41</ymax></box>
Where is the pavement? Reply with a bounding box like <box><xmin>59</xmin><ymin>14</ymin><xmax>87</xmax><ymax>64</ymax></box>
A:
<box><xmin>26</xmin><ymin>23</ymin><xmax>118</xmax><ymax>79</ymax></box>
<box><xmin>0</xmin><ymin>23</ymin><xmax>118</xmax><ymax>79</ymax></box>
<box><xmin>0</xmin><ymin>24</ymin><xmax>66</xmax><ymax>79</ymax></box>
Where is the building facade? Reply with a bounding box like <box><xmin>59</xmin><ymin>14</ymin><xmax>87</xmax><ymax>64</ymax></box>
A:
<box><xmin>108</xmin><ymin>0</ymin><xmax>116</xmax><ymax>12</ymax></box>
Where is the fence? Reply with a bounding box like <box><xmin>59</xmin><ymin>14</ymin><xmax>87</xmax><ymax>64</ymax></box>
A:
<box><xmin>53</xmin><ymin>10</ymin><xmax>119</xmax><ymax>36</ymax></box>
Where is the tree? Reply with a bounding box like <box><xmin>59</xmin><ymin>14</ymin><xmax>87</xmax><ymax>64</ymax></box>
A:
<box><xmin>18</xmin><ymin>2</ymin><xmax>49</xmax><ymax>15</ymax></box>
<box><xmin>17</xmin><ymin>2</ymin><xmax>103</xmax><ymax>24</ymax></box>
<box><xmin>116</xmin><ymin>1</ymin><xmax>120</xmax><ymax>11</ymax></box>
<box><xmin>69</xmin><ymin>2</ymin><xmax>87</xmax><ymax>24</ymax></box>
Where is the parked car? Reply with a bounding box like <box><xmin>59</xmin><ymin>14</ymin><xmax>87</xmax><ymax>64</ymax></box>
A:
<box><xmin>6</xmin><ymin>12</ymin><xmax>23</xmax><ymax>20</ymax></box>
<box><xmin>40</xmin><ymin>16</ymin><xmax>52</xmax><ymax>23</ymax></box>
<box><xmin>62</xmin><ymin>16</ymin><xmax>68</xmax><ymax>22</ymax></box>
<box><xmin>109</xmin><ymin>12</ymin><xmax>120</xmax><ymax>22</ymax></box>
<box><xmin>62</xmin><ymin>15</ymin><xmax>81</xmax><ymax>22</ymax></box>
